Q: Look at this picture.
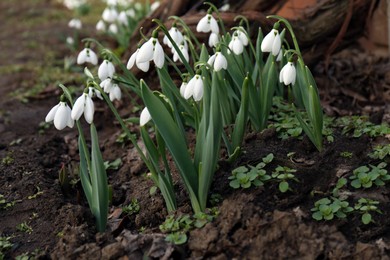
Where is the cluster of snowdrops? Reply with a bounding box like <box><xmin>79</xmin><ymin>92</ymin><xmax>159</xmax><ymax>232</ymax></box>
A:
<box><xmin>45</xmin><ymin>3</ymin><xmax>323</xmax><ymax>232</ymax></box>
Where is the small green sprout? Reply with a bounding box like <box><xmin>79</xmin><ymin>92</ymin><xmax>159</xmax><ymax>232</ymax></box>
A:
<box><xmin>229</xmin><ymin>153</ymin><xmax>273</xmax><ymax>189</ymax></box>
<box><xmin>271</xmin><ymin>165</ymin><xmax>299</xmax><ymax>193</ymax></box>
<box><xmin>122</xmin><ymin>199</ymin><xmax>140</xmax><ymax>216</ymax></box>
<box><xmin>354</xmin><ymin>198</ymin><xmax>382</xmax><ymax>224</ymax></box>
<box><xmin>311</xmin><ymin>197</ymin><xmax>353</xmax><ymax>221</ymax></box>
<box><xmin>349</xmin><ymin>163</ymin><xmax>389</xmax><ymax>189</ymax></box>
<box><xmin>369</xmin><ymin>144</ymin><xmax>390</xmax><ymax>160</ymax></box>
<box><xmin>337</xmin><ymin>116</ymin><xmax>390</xmax><ymax>138</ymax></box>
<box><xmin>340</xmin><ymin>151</ymin><xmax>353</xmax><ymax>158</ymax></box>
<box><xmin>0</xmin><ymin>236</ymin><xmax>13</xmax><ymax>259</ymax></box>
<box><xmin>104</xmin><ymin>158</ymin><xmax>122</xmax><ymax>170</ymax></box>
<box><xmin>332</xmin><ymin>177</ymin><xmax>348</xmax><ymax>197</ymax></box>
<box><xmin>27</xmin><ymin>186</ymin><xmax>44</xmax><ymax>200</ymax></box>
<box><xmin>16</xmin><ymin>222</ymin><xmax>33</xmax><ymax>234</ymax></box>
<box><xmin>1</xmin><ymin>153</ymin><xmax>14</xmax><ymax>166</ymax></box>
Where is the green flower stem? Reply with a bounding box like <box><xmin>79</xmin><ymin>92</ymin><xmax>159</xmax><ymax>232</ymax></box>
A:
<box><xmin>266</xmin><ymin>15</ymin><xmax>301</xmax><ymax>55</ymax></box>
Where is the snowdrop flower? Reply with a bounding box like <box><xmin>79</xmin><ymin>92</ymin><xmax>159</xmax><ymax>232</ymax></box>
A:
<box><xmin>184</xmin><ymin>73</ymin><xmax>204</xmax><ymax>101</ymax></box>
<box><xmin>68</xmin><ymin>18</ymin><xmax>82</xmax><ymax>29</ymax></box>
<box><xmin>163</xmin><ymin>25</ymin><xmax>184</xmax><ymax>49</ymax></box>
<box><xmin>208</xmin><ymin>51</ymin><xmax>227</xmax><ymax>71</ymax></box>
<box><xmin>108</xmin><ymin>23</ymin><xmax>118</xmax><ymax>34</ymax></box>
<box><xmin>127</xmin><ymin>48</ymin><xmax>150</xmax><ymax>72</ymax></box>
<box><xmin>45</xmin><ymin>101</ymin><xmax>74</xmax><ymax>130</ymax></box>
<box><xmin>173</xmin><ymin>44</ymin><xmax>189</xmax><ymax>63</ymax></box>
<box><xmin>71</xmin><ymin>92</ymin><xmax>95</xmax><ymax>124</ymax></box>
<box><xmin>261</xmin><ymin>28</ymin><xmax>281</xmax><ymax>56</ymax></box>
<box><xmin>279</xmin><ymin>61</ymin><xmax>296</xmax><ymax>86</ymax></box>
<box><xmin>179</xmin><ymin>81</ymin><xmax>187</xmax><ymax>97</ymax></box>
<box><xmin>150</xmin><ymin>1</ymin><xmax>160</xmax><ymax>13</ymax></box>
<box><xmin>96</xmin><ymin>20</ymin><xmax>106</xmax><ymax>32</ymax></box>
<box><xmin>109</xmin><ymin>84</ymin><xmax>122</xmax><ymax>101</ymax></box>
<box><xmin>228</xmin><ymin>34</ymin><xmax>244</xmax><ymax>55</ymax></box>
<box><xmin>118</xmin><ymin>11</ymin><xmax>128</xmax><ymax>26</ymax></box>
<box><xmin>234</xmin><ymin>27</ymin><xmax>249</xmax><ymax>46</ymax></box>
<box><xmin>136</xmin><ymin>31</ymin><xmax>164</xmax><ymax>69</ymax></box>
<box><xmin>126</xmin><ymin>9</ymin><xmax>136</xmax><ymax>18</ymax></box>
<box><xmin>98</xmin><ymin>60</ymin><xmax>115</xmax><ymax>81</ymax></box>
<box><xmin>63</xmin><ymin>0</ymin><xmax>86</xmax><ymax>10</ymax></box>
<box><xmin>77</xmin><ymin>48</ymin><xmax>98</xmax><ymax>65</ymax></box>
<box><xmin>219</xmin><ymin>4</ymin><xmax>230</xmax><ymax>12</ymax></box>
<box><xmin>102</xmin><ymin>7</ymin><xmax>118</xmax><ymax>23</ymax></box>
<box><xmin>88</xmin><ymin>87</ymin><xmax>103</xmax><ymax>100</ymax></box>
<box><xmin>196</xmin><ymin>12</ymin><xmax>219</xmax><ymax>34</ymax></box>
<box><xmin>100</xmin><ymin>78</ymin><xmax>113</xmax><ymax>92</ymax></box>
<box><xmin>100</xmin><ymin>78</ymin><xmax>121</xmax><ymax>101</ymax></box>
<box><xmin>66</xmin><ymin>36</ymin><xmax>74</xmax><ymax>45</ymax></box>
<box><xmin>208</xmin><ymin>32</ymin><xmax>219</xmax><ymax>47</ymax></box>
<box><xmin>140</xmin><ymin>107</ymin><xmax>152</xmax><ymax>126</ymax></box>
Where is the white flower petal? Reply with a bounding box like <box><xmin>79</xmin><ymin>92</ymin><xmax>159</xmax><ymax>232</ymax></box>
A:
<box><xmin>272</xmin><ymin>32</ymin><xmax>281</xmax><ymax>56</ymax></box>
<box><xmin>110</xmin><ymin>85</ymin><xmax>121</xmax><ymax>101</ymax></box>
<box><xmin>209</xmin><ymin>15</ymin><xmax>219</xmax><ymax>34</ymax></box>
<box><xmin>136</xmin><ymin>39</ymin><xmax>154</xmax><ymax>64</ymax></box>
<box><xmin>180</xmin><ymin>82</ymin><xmax>187</xmax><ymax>97</ymax></box>
<box><xmin>261</xmin><ymin>29</ymin><xmax>276</xmax><ymax>53</ymax></box>
<box><xmin>214</xmin><ymin>52</ymin><xmax>227</xmax><ymax>71</ymax></box>
<box><xmin>54</xmin><ymin>103</ymin><xmax>69</xmax><ymax>130</ymax></box>
<box><xmin>66</xmin><ymin>105</ymin><xmax>74</xmax><ymax>128</ymax></box>
<box><xmin>45</xmin><ymin>103</ymin><xmax>60</xmax><ymax>122</ymax></box>
<box><xmin>136</xmin><ymin>61</ymin><xmax>150</xmax><ymax>72</ymax></box>
<box><xmin>208</xmin><ymin>32</ymin><xmax>219</xmax><ymax>47</ymax></box>
<box><xmin>153</xmin><ymin>41</ymin><xmax>164</xmax><ymax>68</ymax></box>
<box><xmin>77</xmin><ymin>49</ymin><xmax>87</xmax><ymax>64</ymax></box>
<box><xmin>233</xmin><ymin>37</ymin><xmax>244</xmax><ymax>55</ymax></box>
<box><xmin>193</xmin><ymin>77</ymin><xmax>204</xmax><ymax>101</ymax></box>
<box><xmin>196</xmin><ymin>15</ymin><xmax>209</xmax><ymax>33</ymax></box>
<box><xmin>84</xmin><ymin>95</ymin><xmax>94</xmax><ymax>124</ymax></box>
<box><xmin>96</xmin><ymin>20</ymin><xmax>106</xmax><ymax>31</ymax></box>
<box><xmin>207</xmin><ymin>54</ymin><xmax>216</xmax><ymax>67</ymax></box>
<box><xmin>71</xmin><ymin>94</ymin><xmax>85</xmax><ymax>120</ymax></box>
<box><xmin>140</xmin><ymin>107</ymin><xmax>152</xmax><ymax>126</ymax></box>
<box><xmin>127</xmin><ymin>49</ymin><xmax>139</xmax><ymax>70</ymax></box>
<box><xmin>184</xmin><ymin>76</ymin><xmax>196</xmax><ymax>99</ymax></box>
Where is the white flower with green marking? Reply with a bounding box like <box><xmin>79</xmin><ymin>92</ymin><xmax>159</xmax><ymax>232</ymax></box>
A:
<box><xmin>279</xmin><ymin>61</ymin><xmax>296</xmax><ymax>86</ymax></box>
<box><xmin>136</xmin><ymin>36</ymin><xmax>164</xmax><ymax>69</ymax></box>
<box><xmin>71</xmin><ymin>93</ymin><xmax>95</xmax><ymax>124</ymax></box>
<box><xmin>77</xmin><ymin>48</ymin><xmax>98</xmax><ymax>65</ymax></box>
<box><xmin>98</xmin><ymin>60</ymin><xmax>115</xmax><ymax>81</ymax></box>
<box><xmin>45</xmin><ymin>102</ymin><xmax>74</xmax><ymax>130</ymax></box>
<box><xmin>261</xmin><ymin>28</ymin><xmax>281</xmax><ymax>56</ymax></box>
<box><xmin>208</xmin><ymin>52</ymin><xmax>227</xmax><ymax>71</ymax></box>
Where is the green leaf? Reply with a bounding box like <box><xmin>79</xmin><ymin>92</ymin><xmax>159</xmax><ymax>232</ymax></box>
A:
<box><xmin>279</xmin><ymin>181</ymin><xmax>289</xmax><ymax>193</ymax></box>
<box><xmin>262</xmin><ymin>153</ymin><xmax>274</xmax><ymax>164</ymax></box>
<box><xmin>229</xmin><ymin>180</ymin><xmax>240</xmax><ymax>189</ymax></box>
<box><xmin>78</xmin><ymin>135</ymin><xmax>92</xmax><ymax>211</ymax></box>
<box><xmin>90</xmin><ymin>124</ymin><xmax>108</xmax><ymax>232</ymax></box>
<box><xmin>362</xmin><ymin>212</ymin><xmax>372</xmax><ymax>224</ymax></box>
<box><xmin>312</xmin><ymin>211</ymin><xmax>323</xmax><ymax>221</ymax></box>
<box><xmin>141</xmin><ymin>80</ymin><xmax>201</xmax><ymax>213</ymax></box>
<box><xmin>231</xmin><ymin>77</ymin><xmax>250</xmax><ymax>150</ymax></box>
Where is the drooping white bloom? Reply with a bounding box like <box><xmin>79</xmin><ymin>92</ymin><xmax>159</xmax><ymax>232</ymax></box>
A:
<box><xmin>150</xmin><ymin>1</ymin><xmax>160</xmax><ymax>13</ymax></box>
<box><xmin>179</xmin><ymin>82</ymin><xmax>187</xmax><ymax>97</ymax></box>
<box><xmin>100</xmin><ymin>78</ymin><xmax>114</xmax><ymax>93</ymax></box>
<box><xmin>140</xmin><ymin>107</ymin><xmax>152</xmax><ymax>126</ymax></box>
<box><xmin>184</xmin><ymin>74</ymin><xmax>204</xmax><ymax>101</ymax></box>
<box><xmin>77</xmin><ymin>48</ymin><xmax>98</xmax><ymax>65</ymax></box>
<box><xmin>108</xmin><ymin>23</ymin><xmax>118</xmax><ymax>34</ymax></box>
<box><xmin>228</xmin><ymin>35</ymin><xmax>244</xmax><ymax>55</ymax></box>
<box><xmin>96</xmin><ymin>20</ymin><xmax>106</xmax><ymax>32</ymax></box>
<box><xmin>163</xmin><ymin>26</ymin><xmax>184</xmax><ymax>49</ymax></box>
<box><xmin>208</xmin><ymin>32</ymin><xmax>219</xmax><ymax>47</ymax></box>
<box><xmin>98</xmin><ymin>60</ymin><xmax>115</xmax><ymax>81</ymax></box>
<box><xmin>68</xmin><ymin>18</ymin><xmax>82</xmax><ymax>29</ymax></box>
<box><xmin>261</xmin><ymin>28</ymin><xmax>281</xmax><ymax>56</ymax></box>
<box><xmin>208</xmin><ymin>52</ymin><xmax>227</xmax><ymax>71</ymax></box>
<box><xmin>45</xmin><ymin>102</ymin><xmax>74</xmax><ymax>130</ymax></box>
<box><xmin>173</xmin><ymin>44</ymin><xmax>189</xmax><ymax>63</ymax></box>
<box><xmin>66</xmin><ymin>36</ymin><xmax>74</xmax><ymax>45</ymax></box>
<box><xmin>88</xmin><ymin>87</ymin><xmax>103</xmax><ymax>100</ymax></box>
<box><xmin>127</xmin><ymin>48</ymin><xmax>150</xmax><ymax>72</ymax></box>
<box><xmin>118</xmin><ymin>11</ymin><xmax>128</xmax><ymax>26</ymax></box>
<box><xmin>109</xmin><ymin>84</ymin><xmax>122</xmax><ymax>101</ymax></box>
<box><xmin>136</xmin><ymin>37</ymin><xmax>164</xmax><ymax>69</ymax></box>
<box><xmin>219</xmin><ymin>4</ymin><xmax>230</xmax><ymax>11</ymax></box>
<box><xmin>279</xmin><ymin>61</ymin><xmax>296</xmax><ymax>86</ymax></box>
<box><xmin>126</xmin><ymin>9</ymin><xmax>135</xmax><ymax>18</ymax></box>
<box><xmin>102</xmin><ymin>7</ymin><xmax>118</xmax><ymax>23</ymax></box>
<box><xmin>196</xmin><ymin>14</ymin><xmax>219</xmax><ymax>34</ymax></box>
<box><xmin>71</xmin><ymin>93</ymin><xmax>95</xmax><ymax>124</ymax></box>
<box><xmin>63</xmin><ymin>0</ymin><xmax>86</xmax><ymax>10</ymax></box>
<box><xmin>235</xmin><ymin>27</ymin><xmax>249</xmax><ymax>46</ymax></box>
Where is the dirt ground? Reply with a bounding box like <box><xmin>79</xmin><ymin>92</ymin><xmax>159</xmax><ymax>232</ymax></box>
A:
<box><xmin>1</xmin><ymin>0</ymin><xmax>390</xmax><ymax>259</ymax></box>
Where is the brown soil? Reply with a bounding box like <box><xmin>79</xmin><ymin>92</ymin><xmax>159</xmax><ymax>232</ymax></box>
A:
<box><xmin>1</xmin><ymin>0</ymin><xmax>390</xmax><ymax>259</ymax></box>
